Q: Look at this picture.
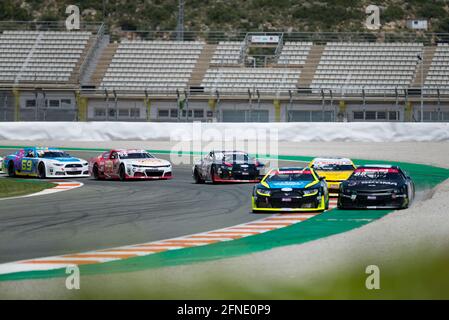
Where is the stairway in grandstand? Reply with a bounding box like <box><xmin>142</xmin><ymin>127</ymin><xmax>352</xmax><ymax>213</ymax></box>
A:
<box><xmin>411</xmin><ymin>46</ymin><xmax>436</xmax><ymax>87</ymax></box>
<box><xmin>79</xmin><ymin>34</ymin><xmax>111</xmax><ymax>86</ymax></box>
<box><xmin>188</xmin><ymin>44</ymin><xmax>217</xmax><ymax>89</ymax></box>
<box><xmin>297</xmin><ymin>45</ymin><xmax>325</xmax><ymax>89</ymax></box>
<box><xmin>86</xmin><ymin>42</ymin><xmax>118</xmax><ymax>88</ymax></box>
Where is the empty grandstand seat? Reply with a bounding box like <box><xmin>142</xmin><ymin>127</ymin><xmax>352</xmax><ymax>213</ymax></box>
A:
<box><xmin>100</xmin><ymin>40</ymin><xmax>205</xmax><ymax>91</ymax></box>
<box><xmin>0</xmin><ymin>30</ymin><xmax>91</xmax><ymax>83</ymax></box>
<box><xmin>277</xmin><ymin>42</ymin><xmax>312</xmax><ymax>65</ymax></box>
<box><xmin>424</xmin><ymin>43</ymin><xmax>449</xmax><ymax>95</ymax></box>
<box><xmin>201</xmin><ymin>67</ymin><xmax>301</xmax><ymax>93</ymax></box>
<box><xmin>311</xmin><ymin>42</ymin><xmax>423</xmax><ymax>94</ymax></box>
<box><xmin>210</xmin><ymin>41</ymin><xmax>244</xmax><ymax>65</ymax></box>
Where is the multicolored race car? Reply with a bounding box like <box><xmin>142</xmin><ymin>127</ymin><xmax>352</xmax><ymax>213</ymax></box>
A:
<box><xmin>252</xmin><ymin>167</ymin><xmax>329</xmax><ymax>213</ymax></box>
<box><xmin>309</xmin><ymin>157</ymin><xmax>357</xmax><ymax>196</ymax></box>
<box><xmin>89</xmin><ymin>149</ymin><xmax>173</xmax><ymax>181</ymax></box>
<box><xmin>338</xmin><ymin>165</ymin><xmax>415</xmax><ymax>210</ymax></box>
<box><xmin>2</xmin><ymin>147</ymin><xmax>89</xmax><ymax>178</ymax></box>
<box><xmin>192</xmin><ymin>150</ymin><xmax>265</xmax><ymax>184</ymax></box>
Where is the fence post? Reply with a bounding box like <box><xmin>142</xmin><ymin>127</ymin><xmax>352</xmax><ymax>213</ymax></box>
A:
<box><xmin>75</xmin><ymin>91</ymin><xmax>88</xmax><ymax>121</ymax></box>
<box><xmin>273</xmin><ymin>99</ymin><xmax>281</xmax><ymax>122</ymax></box>
<box><xmin>13</xmin><ymin>87</ymin><xmax>20</xmax><ymax>122</ymax></box>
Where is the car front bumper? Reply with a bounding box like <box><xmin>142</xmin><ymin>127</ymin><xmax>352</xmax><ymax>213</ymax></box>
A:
<box><xmin>126</xmin><ymin>166</ymin><xmax>173</xmax><ymax>180</ymax></box>
<box><xmin>338</xmin><ymin>192</ymin><xmax>407</xmax><ymax>209</ymax></box>
<box><xmin>214</xmin><ymin>168</ymin><xmax>260</xmax><ymax>183</ymax></box>
<box><xmin>252</xmin><ymin>195</ymin><xmax>327</xmax><ymax>212</ymax></box>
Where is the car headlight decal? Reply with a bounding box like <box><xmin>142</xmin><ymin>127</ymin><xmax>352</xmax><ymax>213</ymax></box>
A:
<box><xmin>256</xmin><ymin>188</ymin><xmax>271</xmax><ymax>197</ymax></box>
<box><xmin>303</xmin><ymin>189</ymin><xmax>319</xmax><ymax>197</ymax></box>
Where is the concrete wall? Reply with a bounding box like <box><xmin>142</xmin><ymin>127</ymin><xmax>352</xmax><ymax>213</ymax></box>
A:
<box><xmin>0</xmin><ymin>122</ymin><xmax>447</xmax><ymax>142</ymax></box>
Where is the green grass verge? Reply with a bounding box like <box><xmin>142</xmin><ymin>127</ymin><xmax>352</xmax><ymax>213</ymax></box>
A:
<box><xmin>0</xmin><ymin>178</ymin><xmax>55</xmax><ymax>199</ymax></box>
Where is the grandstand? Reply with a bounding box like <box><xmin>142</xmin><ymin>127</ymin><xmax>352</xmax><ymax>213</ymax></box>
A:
<box><xmin>311</xmin><ymin>42</ymin><xmax>423</xmax><ymax>95</ymax></box>
<box><xmin>0</xmin><ymin>30</ymin><xmax>93</xmax><ymax>84</ymax></box>
<box><xmin>425</xmin><ymin>43</ymin><xmax>449</xmax><ymax>95</ymax></box>
<box><xmin>0</xmin><ymin>25</ymin><xmax>448</xmax><ymax>123</ymax></box>
<box><xmin>100</xmin><ymin>40</ymin><xmax>205</xmax><ymax>92</ymax></box>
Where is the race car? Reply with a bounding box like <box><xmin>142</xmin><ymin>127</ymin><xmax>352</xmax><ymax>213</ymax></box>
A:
<box><xmin>338</xmin><ymin>165</ymin><xmax>415</xmax><ymax>210</ymax></box>
<box><xmin>192</xmin><ymin>150</ymin><xmax>265</xmax><ymax>184</ymax></box>
<box><xmin>89</xmin><ymin>149</ymin><xmax>172</xmax><ymax>181</ymax></box>
<box><xmin>252</xmin><ymin>167</ymin><xmax>329</xmax><ymax>213</ymax></box>
<box><xmin>2</xmin><ymin>147</ymin><xmax>89</xmax><ymax>178</ymax></box>
<box><xmin>309</xmin><ymin>157</ymin><xmax>357</xmax><ymax>196</ymax></box>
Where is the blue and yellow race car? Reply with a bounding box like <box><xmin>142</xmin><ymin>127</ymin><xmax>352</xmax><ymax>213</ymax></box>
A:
<box><xmin>2</xmin><ymin>147</ymin><xmax>89</xmax><ymax>179</ymax></box>
<box><xmin>252</xmin><ymin>167</ymin><xmax>329</xmax><ymax>213</ymax></box>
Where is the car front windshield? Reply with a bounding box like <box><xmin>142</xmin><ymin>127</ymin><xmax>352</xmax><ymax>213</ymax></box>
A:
<box><xmin>119</xmin><ymin>152</ymin><xmax>154</xmax><ymax>159</ymax></box>
<box><xmin>349</xmin><ymin>169</ymin><xmax>402</xmax><ymax>181</ymax></box>
<box><xmin>40</xmin><ymin>151</ymin><xmax>70</xmax><ymax>158</ymax></box>
<box><xmin>216</xmin><ymin>152</ymin><xmax>249</xmax><ymax>162</ymax></box>
<box><xmin>266</xmin><ymin>170</ymin><xmax>315</xmax><ymax>182</ymax></box>
<box><xmin>313</xmin><ymin>163</ymin><xmax>354</xmax><ymax>171</ymax></box>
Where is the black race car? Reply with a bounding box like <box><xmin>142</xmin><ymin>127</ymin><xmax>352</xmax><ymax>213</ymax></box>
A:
<box><xmin>338</xmin><ymin>165</ymin><xmax>415</xmax><ymax>209</ymax></box>
<box><xmin>192</xmin><ymin>151</ymin><xmax>264</xmax><ymax>184</ymax></box>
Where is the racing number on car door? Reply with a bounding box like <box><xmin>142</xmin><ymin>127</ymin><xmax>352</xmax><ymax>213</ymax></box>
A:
<box><xmin>21</xmin><ymin>159</ymin><xmax>33</xmax><ymax>172</ymax></box>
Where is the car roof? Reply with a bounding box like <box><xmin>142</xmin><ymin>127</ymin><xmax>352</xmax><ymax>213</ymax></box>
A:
<box><xmin>312</xmin><ymin>157</ymin><xmax>353</xmax><ymax>164</ymax></box>
<box><xmin>213</xmin><ymin>150</ymin><xmax>248</xmax><ymax>154</ymax></box>
<box><xmin>273</xmin><ymin>167</ymin><xmax>312</xmax><ymax>172</ymax></box>
<box><xmin>359</xmin><ymin>164</ymin><xmax>398</xmax><ymax>169</ymax></box>
<box><xmin>113</xmin><ymin>149</ymin><xmax>147</xmax><ymax>153</ymax></box>
<box><xmin>24</xmin><ymin>147</ymin><xmax>62</xmax><ymax>152</ymax></box>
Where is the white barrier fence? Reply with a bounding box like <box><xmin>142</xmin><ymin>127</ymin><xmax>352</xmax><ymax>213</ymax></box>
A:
<box><xmin>0</xmin><ymin>122</ymin><xmax>448</xmax><ymax>142</ymax></box>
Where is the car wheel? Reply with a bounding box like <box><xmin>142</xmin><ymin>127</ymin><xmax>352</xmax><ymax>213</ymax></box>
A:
<box><xmin>193</xmin><ymin>168</ymin><xmax>204</xmax><ymax>184</ymax></box>
<box><xmin>38</xmin><ymin>163</ymin><xmax>46</xmax><ymax>179</ymax></box>
<box><xmin>93</xmin><ymin>164</ymin><xmax>100</xmax><ymax>180</ymax></box>
<box><xmin>7</xmin><ymin>161</ymin><xmax>15</xmax><ymax>177</ymax></box>
<box><xmin>210</xmin><ymin>166</ymin><xmax>217</xmax><ymax>184</ymax></box>
<box><xmin>119</xmin><ymin>164</ymin><xmax>126</xmax><ymax>181</ymax></box>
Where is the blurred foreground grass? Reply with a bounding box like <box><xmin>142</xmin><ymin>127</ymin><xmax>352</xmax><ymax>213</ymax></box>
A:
<box><xmin>70</xmin><ymin>248</ymin><xmax>449</xmax><ymax>300</ymax></box>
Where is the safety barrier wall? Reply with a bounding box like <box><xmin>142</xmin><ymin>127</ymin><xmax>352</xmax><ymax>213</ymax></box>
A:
<box><xmin>0</xmin><ymin>122</ymin><xmax>448</xmax><ymax>142</ymax></box>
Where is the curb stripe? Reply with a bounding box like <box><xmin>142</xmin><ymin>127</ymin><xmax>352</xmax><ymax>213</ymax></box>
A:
<box><xmin>0</xmin><ymin>197</ymin><xmax>339</xmax><ymax>275</ymax></box>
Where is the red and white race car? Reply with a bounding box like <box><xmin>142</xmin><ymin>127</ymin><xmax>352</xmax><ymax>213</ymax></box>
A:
<box><xmin>89</xmin><ymin>149</ymin><xmax>172</xmax><ymax>181</ymax></box>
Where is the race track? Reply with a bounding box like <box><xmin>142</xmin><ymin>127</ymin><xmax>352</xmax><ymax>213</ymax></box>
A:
<box><xmin>0</xmin><ymin>150</ymin><xmax>301</xmax><ymax>264</ymax></box>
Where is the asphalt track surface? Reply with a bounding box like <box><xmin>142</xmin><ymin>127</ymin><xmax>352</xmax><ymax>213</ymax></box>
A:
<box><xmin>0</xmin><ymin>150</ymin><xmax>304</xmax><ymax>264</ymax></box>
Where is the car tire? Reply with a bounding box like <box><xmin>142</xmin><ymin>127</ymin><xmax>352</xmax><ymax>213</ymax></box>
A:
<box><xmin>210</xmin><ymin>166</ymin><xmax>217</xmax><ymax>184</ymax></box>
<box><xmin>93</xmin><ymin>164</ymin><xmax>100</xmax><ymax>180</ymax></box>
<box><xmin>193</xmin><ymin>168</ymin><xmax>205</xmax><ymax>184</ymax></box>
<box><xmin>119</xmin><ymin>164</ymin><xmax>126</xmax><ymax>181</ymax></box>
<box><xmin>7</xmin><ymin>161</ymin><xmax>15</xmax><ymax>177</ymax></box>
<box><xmin>38</xmin><ymin>163</ymin><xmax>46</xmax><ymax>179</ymax></box>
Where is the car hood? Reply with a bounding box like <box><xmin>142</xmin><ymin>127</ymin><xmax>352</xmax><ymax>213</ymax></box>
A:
<box><xmin>47</xmin><ymin>157</ymin><xmax>83</xmax><ymax>163</ymax></box>
<box><xmin>344</xmin><ymin>180</ymin><xmax>402</xmax><ymax>191</ymax></box>
<box><xmin>265</xmin><ymin>180</ymin><xmax>317</xmax><ymax>189</ymax></box>
<box><xmin>316</xmin><ymin>170</ymin><xmax>353</xmax><ymax>181</ymax></box>
<box><xmin>123</xmin><ymin>158</ymin><xmax>171</xmax><ymax>166</ymax></box>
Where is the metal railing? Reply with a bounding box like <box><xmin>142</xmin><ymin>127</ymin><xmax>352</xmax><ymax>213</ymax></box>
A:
<box><xmin>108</xmin><ymin>29</ymin><xmax>449</xmax><ymax>46</ymax></box>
